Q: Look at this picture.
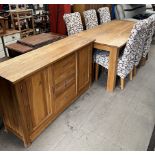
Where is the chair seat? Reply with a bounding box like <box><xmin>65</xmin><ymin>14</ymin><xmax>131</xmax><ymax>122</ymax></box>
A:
<box><xmin>94</xmin><ymin>49</ymin><xmax>109</xmax><ymax>69</ymax></box>
<box><xmin>94</xmin><ymin>49</ymin><xmax>133</xmax><ymax>78</ymax></box>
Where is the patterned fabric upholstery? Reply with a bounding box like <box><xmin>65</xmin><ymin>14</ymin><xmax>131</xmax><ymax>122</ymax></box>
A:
<box><xmin>83</xmin><ymin>9</ymin><xmax>98</xmax><ymax>30</ymax></box>
<box><xmin>98</xmin><ymin>7</ymin><xmax>111</xmax><ymax>24</ymax></box>
<box><xmin>133</xmin><ymin>19</ymin><xmax>150</xmax><ymax>66</ymax></box>
<box><xmin>94</xmin><ymin>21</ymin><xmax>142</xmax><ymax>79</ymax></box>
<box><xmin>63</xmin><ymin>12</ymin><xmax>83</xmax><ymax>36</ymax></box>
<box><xmin>142</xmin><ymin>15</ymin><xmax>155</xmax><ymax>58</ymax></box>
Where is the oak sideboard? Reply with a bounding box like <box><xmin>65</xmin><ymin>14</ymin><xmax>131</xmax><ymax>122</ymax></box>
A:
<box><xmin>0</xmin><ymin>35</ymin><xmax>94</xmax><ymax>147</ymax></box>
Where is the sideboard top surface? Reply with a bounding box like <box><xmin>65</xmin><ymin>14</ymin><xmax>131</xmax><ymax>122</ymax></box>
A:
<box><xmin>0</xmin><ymin>35</ymin><xmax>94</xmax><ymax>83</ymax></box>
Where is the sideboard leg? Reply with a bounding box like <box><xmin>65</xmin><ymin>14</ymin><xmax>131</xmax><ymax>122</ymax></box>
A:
<box><xmin>24</xmin><ymin>141</ymin><xmax>32</xmax><ymax>148</ymax></box>
<box><xmin>4</xmin><ymin>128</ymin><xmax>8</xmax><ymax>133</ymax></box>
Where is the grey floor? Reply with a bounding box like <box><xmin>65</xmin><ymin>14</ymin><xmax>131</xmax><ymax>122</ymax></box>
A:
<box><xmin>0</xmin><ymin>44</ymin><xmax>155</xmax><ymax>151</ymax></box>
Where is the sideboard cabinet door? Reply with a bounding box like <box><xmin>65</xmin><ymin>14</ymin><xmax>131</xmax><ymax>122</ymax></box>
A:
<box><xmin>77</xmin><ymin>45</ymin><xmax>92</xmax><ymax>93</ymax></box>
<box><xmin>16</xmin><ymin>66</ymin><xmax>54</xmax><ymax>133</ymax></box>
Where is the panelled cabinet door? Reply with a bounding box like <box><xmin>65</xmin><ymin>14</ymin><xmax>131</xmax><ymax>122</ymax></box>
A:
<box><xmin>53</xmin><ymin>53</ymin><xmax>77</xmax><ymax>113</ymax></box>
<box><xmin>16</xmin><ymin>66</ymin><xmax>54</xmax><ymax>133</ymax></box>
<box><xmin>77</xmin><ymin>45</ymin><xmax>92</xmax><ymax>93</ymax></box>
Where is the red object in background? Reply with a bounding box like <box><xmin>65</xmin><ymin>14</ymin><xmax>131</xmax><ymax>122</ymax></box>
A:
<box><xmin>48</xmin><ymin>4</ymin><xmax>71</xmax><ymax>35</ymax></box>
<box><xmin>0</xmin><ymin>4</ymin><xmax>3</xmax><ymax>11</ymax></box>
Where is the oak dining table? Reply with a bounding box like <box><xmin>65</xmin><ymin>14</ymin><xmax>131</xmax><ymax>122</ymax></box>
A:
<box><xmin>76</xmin><ymin>20</ymin><xmax>135</xmax><ymax>92</ymax></box>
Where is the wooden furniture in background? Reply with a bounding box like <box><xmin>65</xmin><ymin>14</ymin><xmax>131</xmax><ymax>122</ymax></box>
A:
<box><xmin>0</xmin><ymin>35</ymin><xmax>94</xmax><ymax>147</ymax></box>
<box><xmin>6</xmin><ymin>33</ymin><xmax>65</xmax><ymax>57</ymax></box>
<box><xmin>17</xmin><ymin>33</ymin><xmax>65</xmax><ymax>48</ymax></box>
<box><xmin>0</xmin><ymin>16</ymin><xmax>7</xmax><ymax>34</ymax></box>
<box><xmin>6</xmin><ymin>43</ymin><xmax>33</xmax><ymax>57</ymax></box>
<box><xmin>77</xmin><ymin>20</ymin><xmax>135</xmax><ymax>92</ymax></box>
<box><xmin>9</xmin><ymin>9</ymin><xmax>35</xmax><ymax>38</ymax></box>
<box><xmin>72</xmin><ymin>4</ymin><xmax>112</xmax><ymax>26</ymax></box>
<box><xmin>0</xmin><ymin>29</ymin><xmax>20</xmax><ymax>57</ymax></box>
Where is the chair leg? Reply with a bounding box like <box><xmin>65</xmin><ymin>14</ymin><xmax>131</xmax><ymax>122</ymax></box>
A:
<box><xmin>140</xmin><ymin>57</ymin><xmax>146</xmax><ymax>66</ymax></box>
<box><xmin>129</xmin><ymin>70</ymin><xmax>133</xmax><ymax>81</ymax></box>
<box><xmin>120</xmin><ymin>78</ymin><xmax>125</xmax><ymax>90</ymax></box>
<box><xmin>95</xmin><ymin>63</ymin><xmax>99</xmax><ymax>81</ymax></box>
<box><xmin>133</xmin><ymin>66</ymin><xmax>137</xmax><ymax>77</ymax></box>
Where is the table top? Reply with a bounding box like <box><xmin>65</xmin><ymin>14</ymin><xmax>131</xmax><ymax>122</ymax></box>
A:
<box><xmin>6</xmin><ymin>43</ymin><xmax>33</xmax><ymax>53</ymax></box>
<box><xmin>18</xmin><ymin>33</ymin><xmax>65</xmax><ymax>48</ymax></box>
<box><xmin>77</xmin><ymin>20</ymin><xmax>135</xmax><ymax>48</ymax></box>
<box><xmin>0</xmin><ymin>35</ymin><xmax>94</xmax><ymax>83</ymax></box>
<box><xmin>0</xmin><ymin>20</ymin><xmax>135</xmax><ymax>83</ymax></box>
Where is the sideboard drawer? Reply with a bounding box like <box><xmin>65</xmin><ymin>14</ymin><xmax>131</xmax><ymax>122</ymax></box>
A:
<box><xmin>4</xmin><ymin>33</ymin><xmax>21</xmax><ymax>43</ymax></box>
<box><xmin>53</xmin><ymin>53</ymin><xmax>76</xmax><ymax>85</ymax></box>
<box><xmin>54</xmin><ymin>74</ymin><xmax>76</xmax><ymax>97</ymax></box>
<box><xmin>54</xmin><ymin>83</ymin><xmax>76</xmax><ymax>113</ymax></box>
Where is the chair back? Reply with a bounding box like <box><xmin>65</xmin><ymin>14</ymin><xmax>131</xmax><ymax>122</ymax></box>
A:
<box><xmin>133</xmin><ymin>19</ymin><xmax>150</xmax><ymax>66</ymax></box>
<box><xmin>83</xmin><ymin>9</ymin><xmax>98</xmax><ymax>30</ymax></box>
<box><xmin>98</xmin><ymin>7</ymin><xmax>111</xmax><ymax>24</ymax></box>
<box><xmin>63</xmin><ymin>12</ymin><xmax>83</xmax><ymax>36</ymax></box>
<box><xmin>120</xmin><ymin>21</ymin><xmax>146</xmax><ymax>69</ymax></box>
<box><xmin>143</xmin><ymin>15</ymin><xmax>155</xmax><ymax>58</ymax></box>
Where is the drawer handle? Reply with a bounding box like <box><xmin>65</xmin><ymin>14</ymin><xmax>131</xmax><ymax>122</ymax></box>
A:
<box><xmin>12</xmin><ymin>36</ymin><xmax>15</xmax><ymax>39</ymax></box>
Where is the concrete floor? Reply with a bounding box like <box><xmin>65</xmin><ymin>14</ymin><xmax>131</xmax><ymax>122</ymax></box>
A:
<box><xmin>0</xmin><ymin>52</ymin><xmax>5</xmax><ymax>59</ymax></box>
<box><xmin>0</xmin><ymin>44</ymin><xmax>155</xmax><ymax>151</ymax></box>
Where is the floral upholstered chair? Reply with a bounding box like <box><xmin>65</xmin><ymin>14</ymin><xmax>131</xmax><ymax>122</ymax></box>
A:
<box><xmin>94</xmin><ymin>21</ymin><xmax>143</xmax><ymax>89</ymax></box>
<box><xmin>142</xmin><ymin>15</ymin><xmax>155</xmax><ymax>62</ymax></box>
<box><xmin>98</xmin><ymin>7</ymin><xmax>111</xmax><ymax>24</ymax></box>
<box><xmin>63</xmin><ymin>12</ymin><xmax>84</xmax><ymax>36</ymax></box>
<box><xmin>133</xmin><ymin>19</ymin><xmax>149</xmax><ymax>68</ymax></box>
<box><xmin>83</xmin><ymin>9</ymin><xmax>98</xmax><ymax>30</ymax></box>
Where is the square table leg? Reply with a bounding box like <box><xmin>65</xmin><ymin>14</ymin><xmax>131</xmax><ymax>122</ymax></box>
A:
<box><xmin>106</xmin><ymin>47</ymin><xmax>119</xmax><ymax>92</ymax></box>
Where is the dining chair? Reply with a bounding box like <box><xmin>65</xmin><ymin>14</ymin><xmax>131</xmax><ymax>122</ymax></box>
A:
<box><xmin>97</xmin><ymin>7</ymin><xmax>111</xmax><ymax>24</ymax></box>
<box><xmin>63</xmin><ymin>12</ymin><xmax>84</xmax><ymax>36</ymax></box>
<box><xmin>83</xmin><ymin>9</ymin><xmax>98</xmax><ymax>30</ymax></box>
<box><xmin>132</xmin><ymin>19</ymin><xmax>150</xmax><ymax>75</ymax></box>
<box><xmin>94</xmin><ymin>21</ymin><xmax>143</xmax><ymax>90</ymax></box>
<box><xmin>141</xmin><ymin>15</ymin><xmax>155</xmax><ymax>65</ymax></box>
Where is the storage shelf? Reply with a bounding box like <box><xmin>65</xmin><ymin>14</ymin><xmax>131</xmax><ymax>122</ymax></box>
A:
<box><xmin>13</xmin><ymin>16</ymin><xmax>33</xmax><ymax>20</ymax></box>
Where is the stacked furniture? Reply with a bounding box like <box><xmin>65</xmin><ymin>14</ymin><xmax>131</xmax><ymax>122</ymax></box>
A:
<box><xmin>9</xmin><ymin>9</ymin><xmax>35</xmax><ymax>38</ymax></box>
<box><xmin>6</xmin><ymin>33</ymin><xmax>65</xmax><ymax>57</ymax></box>
<box><xmin>0</xmin><ymin>29</ymin><xmax>21</xmax><ymax>58</ymax></box>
